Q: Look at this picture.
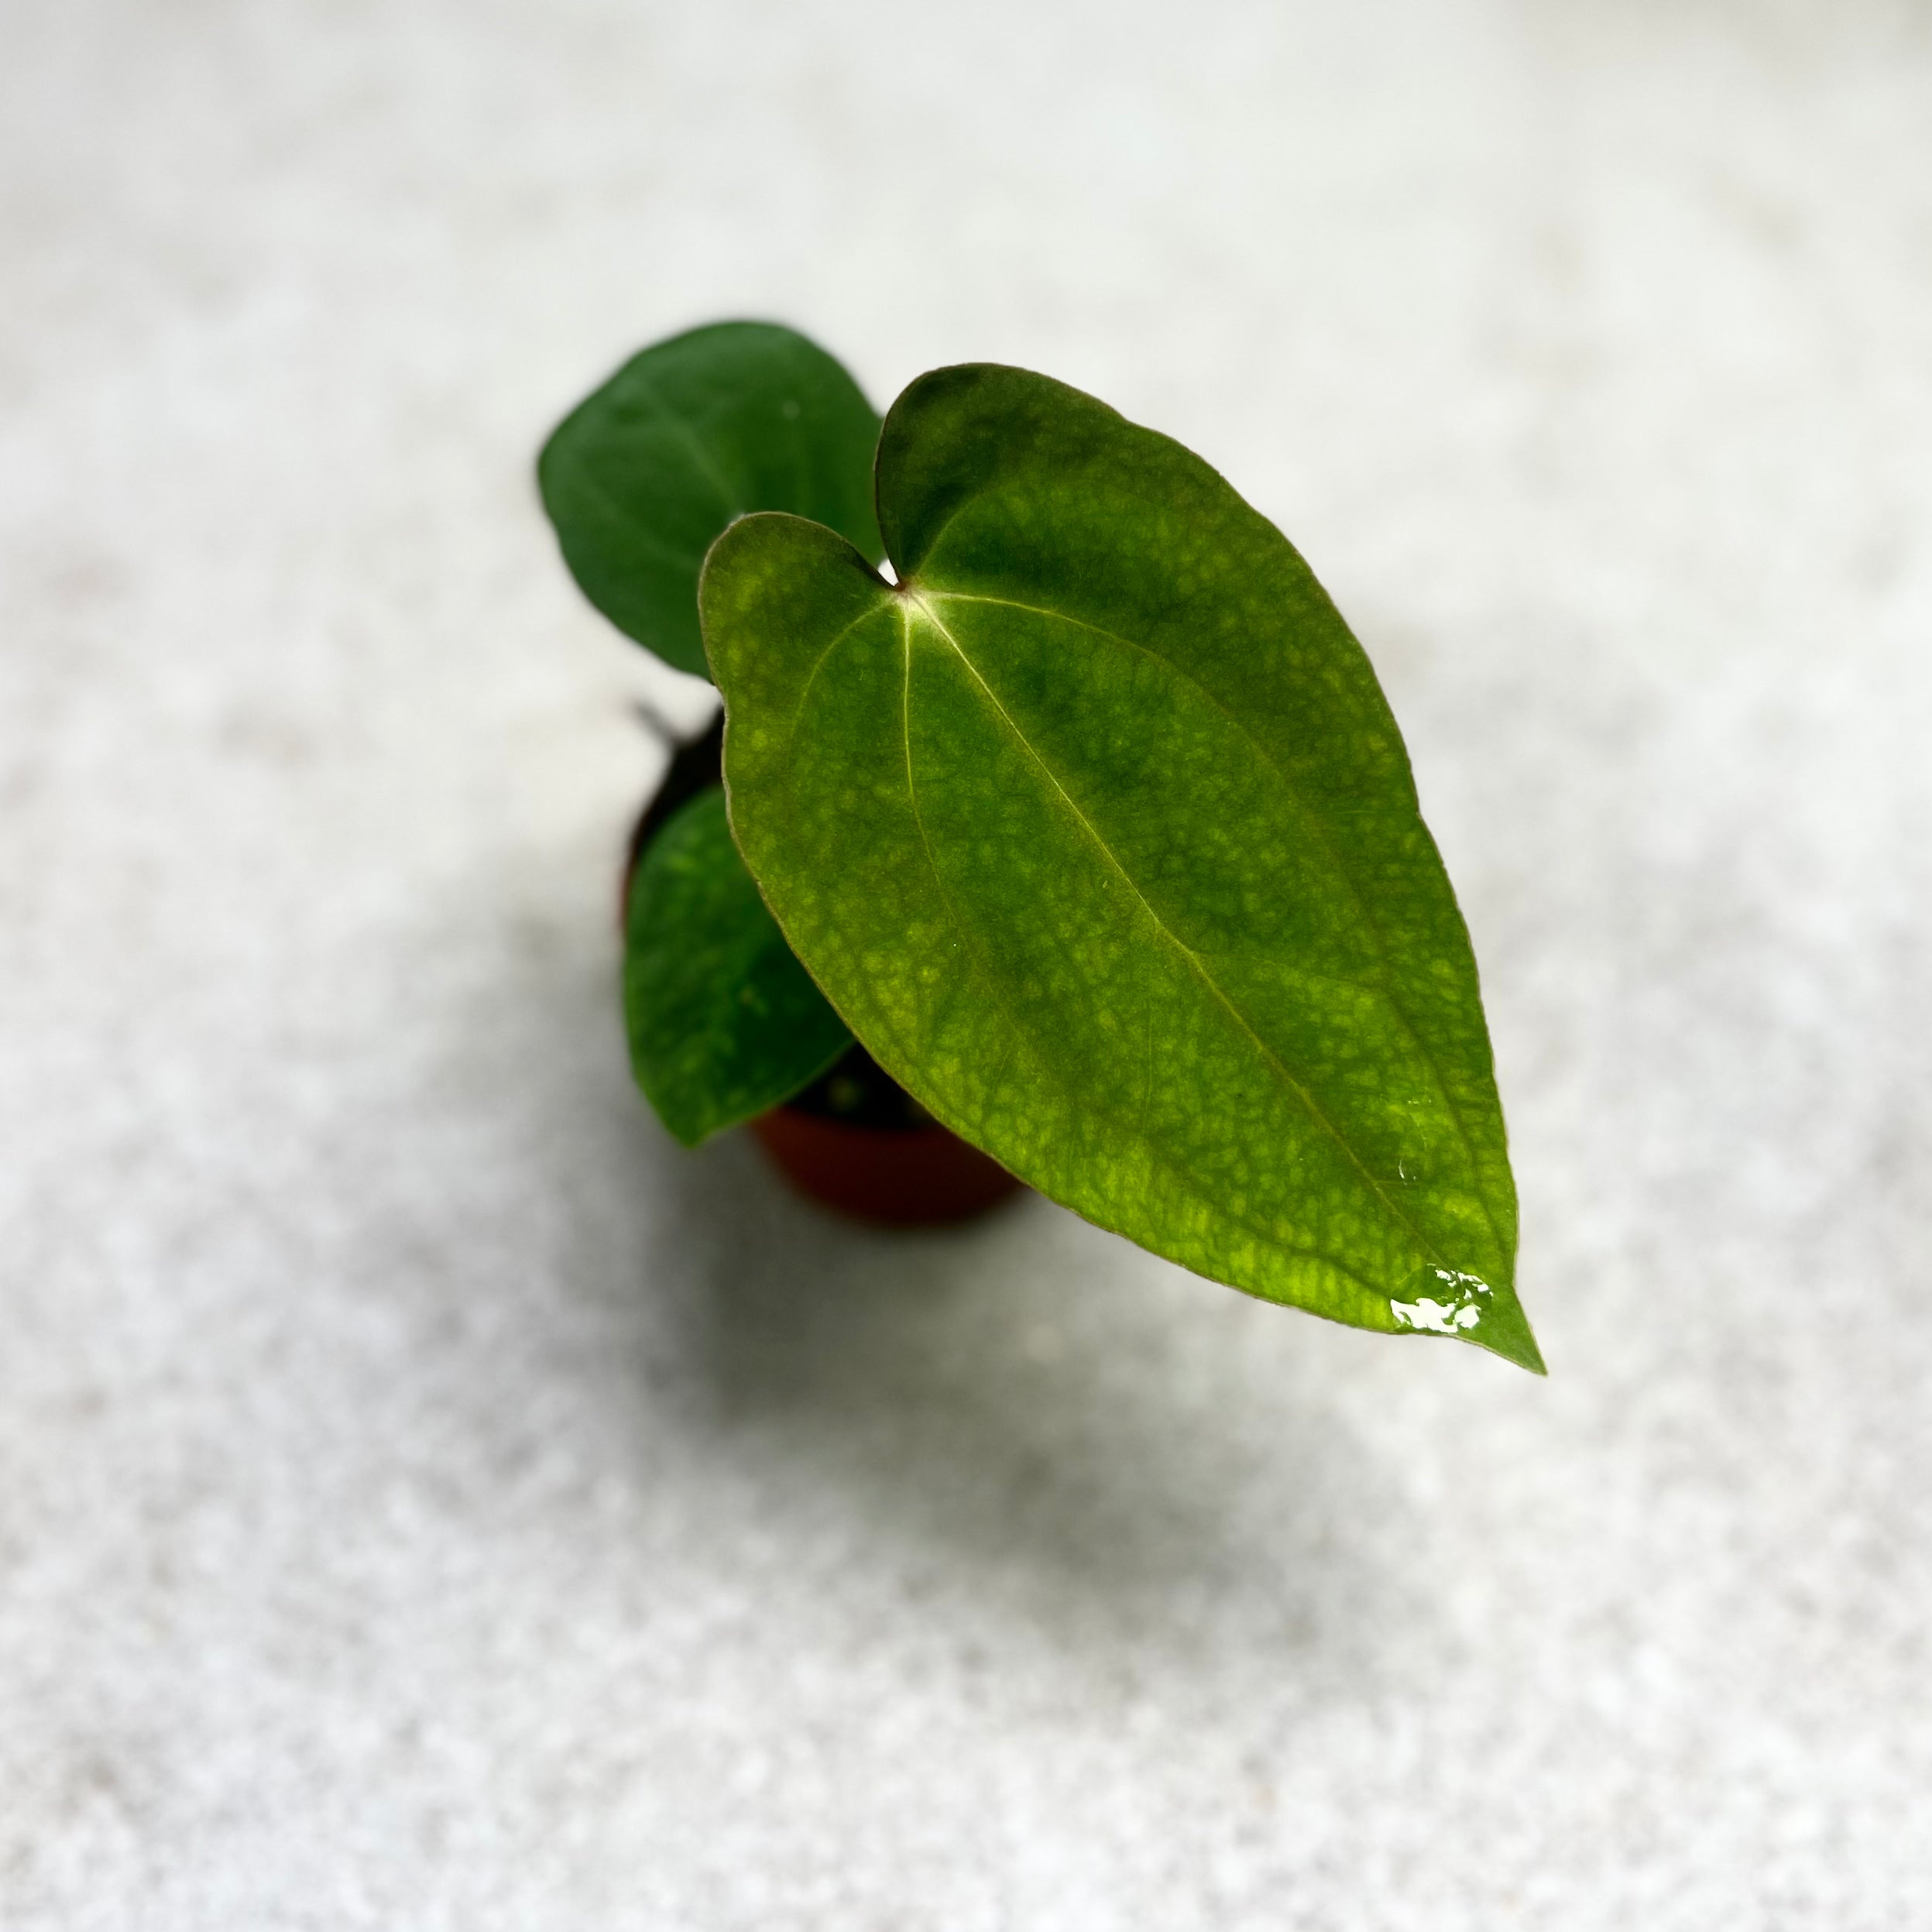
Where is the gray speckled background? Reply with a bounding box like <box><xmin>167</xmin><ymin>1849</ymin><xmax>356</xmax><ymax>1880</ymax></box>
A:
<box><xmin>5</xmin><ymin>3</ymin><xmax>1931</xmax><ymax>1926</ymax></box>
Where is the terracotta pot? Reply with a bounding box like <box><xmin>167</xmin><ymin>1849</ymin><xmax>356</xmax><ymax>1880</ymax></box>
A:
<box><xmin>750</xmin><ymin>1108</ymin><xmax>1022</xmax><ymax>1227</ymax></box>
<box><xmin>627</xmin><ymin>715</ymin><xmax>1023</xmax><ymax>1229</ymax></box>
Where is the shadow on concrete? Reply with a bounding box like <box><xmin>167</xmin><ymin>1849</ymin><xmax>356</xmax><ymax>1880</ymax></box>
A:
<box><xmin>444</xmin><ymin>820</ymin><xmax>1415</xmax><ymax>1694</ymax></box>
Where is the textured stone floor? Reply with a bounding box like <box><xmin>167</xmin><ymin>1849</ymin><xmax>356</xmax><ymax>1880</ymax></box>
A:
<box><xmin>5</xmin><ymin>3</ymin><xmax>1930</xmax><ymax>1926</ymax></box>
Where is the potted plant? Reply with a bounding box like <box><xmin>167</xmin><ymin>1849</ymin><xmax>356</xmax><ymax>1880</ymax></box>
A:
<box><xmin>539</xmin><ymin>321</ymin><xmax>1543</xmax><ymax>1372</ymax></box>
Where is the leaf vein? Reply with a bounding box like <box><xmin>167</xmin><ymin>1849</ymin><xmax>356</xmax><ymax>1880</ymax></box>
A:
<box><xmin>784</xmin><ymin>598</ymin><xmax>892</xmax><ymax>747</ymax></box>
<box><xmin>628</xmin><ymin>368</ymin><xmax>747</xmax><ymax>520</ymax></box>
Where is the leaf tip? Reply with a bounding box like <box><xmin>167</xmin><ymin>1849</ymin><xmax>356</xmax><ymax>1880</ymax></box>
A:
<box><xmin>1390</xmin><ymin>1267</ymin><xmax>1546</xmax><ymax>1377</ymax></box>
<box><xmin>1476</xmin><ymin>1313</ymin><xmax>1548</xmax><ymax>1377</ymax></box>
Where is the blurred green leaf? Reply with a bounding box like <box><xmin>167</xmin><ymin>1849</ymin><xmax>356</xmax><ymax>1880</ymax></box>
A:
<box><xmin>625</xmin><ymin>786</ymin><xmax>852</xmax><ymax>1144</ymax></box>
<box><xmin>540</xmin><ymin>321</ymin><xmax>883</xmax><ymax>677</ymax></box>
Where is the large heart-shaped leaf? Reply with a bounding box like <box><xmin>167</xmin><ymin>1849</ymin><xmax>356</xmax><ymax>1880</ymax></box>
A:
<box><xmin>702</xmin><ymin>365</ymin><xmax>1539</xmax><ymax>1370</ymax></box>
<box><xmin>539</xmin><ymin>321</ymin><xmax>884</xmax><ymax>676</ymax></box>
<box><xmin>625</xmin><ymin>786</ymin><xmax>853</xmax><ymax>1144</ymax></box>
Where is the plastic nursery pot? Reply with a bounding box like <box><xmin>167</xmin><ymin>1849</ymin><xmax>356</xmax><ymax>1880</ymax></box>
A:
<box><xmin>626</xmin><ymin>712</ymin><xmax>1024</xmax><ymax>1229</ymax></box>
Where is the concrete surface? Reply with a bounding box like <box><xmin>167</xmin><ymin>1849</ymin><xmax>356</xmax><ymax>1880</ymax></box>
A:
<box><xmin>5</xmin><ymin>2</ymin><xmax>1931</xmax><ymax>1926</ymax></box>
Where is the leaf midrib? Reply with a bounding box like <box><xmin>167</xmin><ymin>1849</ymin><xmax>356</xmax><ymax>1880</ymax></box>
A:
<box><xmin>884</xmin><ymin>604</ymin><xmax>1394</xmax><ymax>1304</ymax></box>
<box><xmin>901</xmin><ymin>588</ymin><xmax>1462</xmax><ymax>1282</ymax></box>
<box><xmin>928</xmin><ymin>583</ymin><xmax>1508</xmax><ymax>1264</ymax></box>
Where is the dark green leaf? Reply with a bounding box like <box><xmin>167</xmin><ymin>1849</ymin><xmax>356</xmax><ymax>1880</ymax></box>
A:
<box><xmin>702</xmin><ymin>365</ymin><xmax>1539</xmax><ymax>1371</ymax></box>
<box><xmin>625</xmin><ymin>786</ymin><xmax>853</xmax><ymax>1144</ymax></box>
<box><xmin>540</xmin><ymin>321</ymin><xmax>884</xmax><ymax>677</ymax></box>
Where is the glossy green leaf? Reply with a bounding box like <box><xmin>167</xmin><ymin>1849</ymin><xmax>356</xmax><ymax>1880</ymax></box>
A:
<box><xmin>539</xmin><ymin>321</ymin><xmax>884</xmax><ymax>676</ymax></box>
<box><xmin>702</xmin><ymin>365</ymin><xmax>1539</xmax><ymax>1371</ymax></box>
<box><xmin>625</xmin><ymin>786</ymin><xmax>853</xmax><ymax>1144</ymax></box>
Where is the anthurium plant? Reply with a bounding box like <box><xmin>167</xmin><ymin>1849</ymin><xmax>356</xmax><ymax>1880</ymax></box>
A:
<box><xmin>540</xmin><ymin>321</ymin><xmax>1542</xmax><ymax>1372</ymax></box>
